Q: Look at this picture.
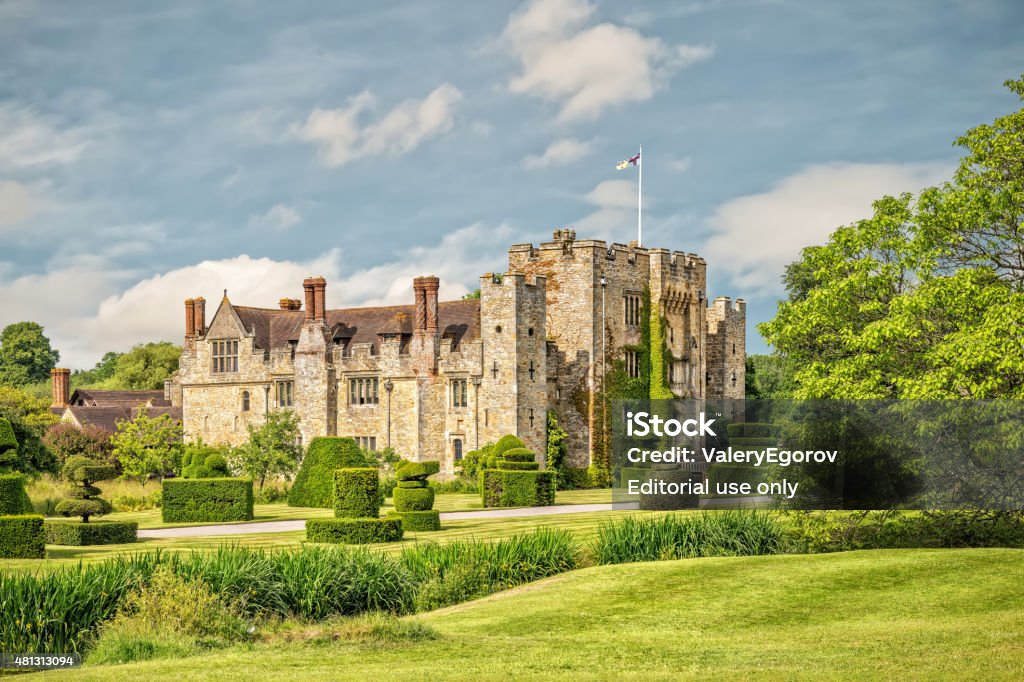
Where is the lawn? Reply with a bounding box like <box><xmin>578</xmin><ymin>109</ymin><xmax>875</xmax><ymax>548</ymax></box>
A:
<box><xmin>96</xmin><ymin>487</ymin><xmax>613</xmax><ymax>530</ymax></box>
<box><xmin>0</xmin><ymin>507</ymin><xmax>647</xmax><ymax>574</ymax></box>
<box><xmin>33</xmin><ymin>548</ymin><xmax>1024</xmax><ymax>681</ymax></box>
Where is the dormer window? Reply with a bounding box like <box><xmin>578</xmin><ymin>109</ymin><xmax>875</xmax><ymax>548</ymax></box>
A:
<box><xmin>212</xmin><ymin>340</ymin><xmax>239</xmax><ymax>373</ymax></box>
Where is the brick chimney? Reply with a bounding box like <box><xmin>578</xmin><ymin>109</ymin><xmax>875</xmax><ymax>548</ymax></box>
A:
<box><xmin>302</xmin><ymin>277</ymin><xmax>326</xmax><ymax>322</ymax></box>
<box><xmin>51</xmin><ymin>367</ymin><xmax>70</xmax><ymax>410</ymax></box>
<box><xmin>184</xmin><ymin>298</ymin><xmax>196</xmax><ymax>338</ymax></box>
<box><xmin>193</xmin><ymin>297</ymin><xmax>206</xmax><ymax>337</ymax></box>
<box><xmin>422</xmin><ymin>275</ymin><xmax>439</xmax><ymax>334</ymax></box>
<box><xmin>413</xmin><ymin>277</ymin><xmax>427</xmax><ymax>331</ymax></box>
<box><xmin>279</xmin><ymin>298</ymin><xmax>302</xmax><ymax>311</ymax></box>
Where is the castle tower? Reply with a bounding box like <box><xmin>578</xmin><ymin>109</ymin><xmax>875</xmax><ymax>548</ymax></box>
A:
<box><xmin>706</xmin><ymin>297</ymin><xmax>746</xmax><ymax>400</ymax></box>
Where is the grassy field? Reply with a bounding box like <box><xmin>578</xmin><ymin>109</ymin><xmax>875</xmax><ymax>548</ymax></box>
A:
<box><xmin>0</xmin><ymin>507</ymin><xmax>647</xmax><ymax>574</ymax></box>
<box><xmin>32</xmin><ymin>548</ymin><xmax>1024</xmax><ymax>681</ymax></box>
<box><xmin>93</xmin><ymin>488</ymin><xmax>613</xmax><ymax>530</ymax></box>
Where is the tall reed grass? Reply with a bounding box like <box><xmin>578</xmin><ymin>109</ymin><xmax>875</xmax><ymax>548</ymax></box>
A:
<box><xmin>592</xmin><ymin>511</ymin><xmax>785</xmax><ymax>564</ymax></box>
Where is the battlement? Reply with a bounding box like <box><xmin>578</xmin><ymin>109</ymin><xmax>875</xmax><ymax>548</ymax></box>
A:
<box><xmin>709</xmin><ymin>296</ymin><xmax>746</xmax><ymax>316</ymax></box>
<box><xmin>510</xmin><ymin>230</ymin><xmax>705</xmax><ymax>278</ymax></box>
<box><xmin>479</xmin><ymin>271</ymin><xmax>547</xmax><ymax>290</ymax></box>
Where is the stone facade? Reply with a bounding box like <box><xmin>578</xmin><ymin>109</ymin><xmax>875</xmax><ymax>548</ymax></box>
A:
<box><xmin>171</xmin><ymin>230</ymin><xmax>744</xmax><ymax>472</ymax></box>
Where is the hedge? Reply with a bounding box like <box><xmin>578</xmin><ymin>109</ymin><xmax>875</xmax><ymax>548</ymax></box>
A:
<box><xmin>288</xmin><ymin>437</ymin><xmax>367</xmax><ymax>508</ymax></box>
<box><xmin>558</xmin><ymin>467</ymin><xmax>594</xmax><ymax>490</ymax></box>
<box><xmin>397</xmin><ymin>479</ymin><xmax>428</xmax><ymax>489</ymax></box>
<box><xmin>45</xmin><ymin>520</ymin><xmax>138</xmax><ymax>546</ymax></box>
<box><xmin>393</xmin><ymin>486</ymin><xmax>435</xmax><ymax>512</ymax></box>
<box><xmin>387</xmin><ymin>510</ymin><xmax>441</xmax><ymax>532</ymax></box>
<box><xmin>0</xmin><ymin>473</ymin><xmax>33</xmax><ymax>515</ymax></box>
<box><xmin>306</xmin><ymin>517</ymin><xmax>403</xmax><ymax>544</ymax></box>
<box><xmin>333</xmin><ymin>468</ymin><xmax>380</xmax><ymax>519</ymax></box>
<box><xmin>500</xmin><ymin>448</ymin><xmax>537</xmax><ymax>463</ymax></box>
<box><xmin>707</xmin><ymin>464</ymin><xmax>764</xmax><ymax>487</ymax></box>
<box><xmin>0</xmin><ymin>515</ymin><xmax>44</xmax><ymax>559</ymax></box>
<box><xmin>496</xmin><ymin>460</ymin><xmax>540</xmax><ymax>471</ymax></box>
<box><xmin>492</xmin><ymin>435</ymin><xmax>526</xmax><ymax>459</ymax></box>
<box><xmin>161</xmin><ymin>478</ymin><xmax>254</xmax><ymax>523</ymax></box>
<box><xmin>481</xmin><ymin>470</ymin><xmax>556</xmax><ymax>508</ymax></box>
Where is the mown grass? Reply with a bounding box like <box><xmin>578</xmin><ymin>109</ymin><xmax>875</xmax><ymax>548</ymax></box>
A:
<box><xmin>32</xmin><ymin>548</ymin><xmax>1024</xmax><ymax>681</ymax></box>
<box><xmin>0</xmin><ymin>508</ymin><xmax>652</xmax><ymax>574</ymax></box>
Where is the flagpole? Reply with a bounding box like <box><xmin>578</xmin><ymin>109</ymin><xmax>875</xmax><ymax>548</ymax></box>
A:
<box><xmin>637</xmin><ymin>144</ymin><xmax>643</xmax><ymax>247</ymax></box>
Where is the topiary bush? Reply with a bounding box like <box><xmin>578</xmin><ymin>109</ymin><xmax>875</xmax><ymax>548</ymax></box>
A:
<box><xmin>386</xmin><ymin>510</ymin><xmax>440</xmax><ymax>532</ymax></box>
<box><xmin>481</xmin><ymin>470</ymin><xmax>556</xmax><ymax>508</ymax></box>
<box><xmin>393</xmin><ymin>486</ymin><xmax>435</xmax><ymax>512</ymax></box>
<box><xmin>0</xmin><ymin>417</ymin><xmax>19</xmax><ymax>472</ymax></box>
<box><xmin>333</xmin><ymin>468</ymin><xmax>380</xmax><ymax>519</ymax></box>
<box><xmin>55</xmin><ymin>456</ymin><xmax>117</xmax><ymax>523</ymax></box>
<box><xmin>0</xmin><ymin>473</ymin><xmax>33</xmax><ymax>515</ymax></box>
<box><xmin>306</xmin><ymin>517</ymin><xmax>403</xmax><ymax>544</ymax></box>
<box><xmin>288</xmin><ymin>437</ymin><xmax>367</xmax><ymax>508</ymax></box>
<box><xmin>500</xmin><ymin>448</ymin><xmax>537</xmax><ymax>463</ymax></box>
<box><xmin>391</xmin><ymin>459</ymin><xmax>440</xmax><ymax>531</ymax></box>
<box><xmin>496</xmin><ymin>460</ymin><xmax>540</xmax><ymax>471</ymax></box>
<box><xmin>0</xmin><ymin>514</ymin><xmax>45</xmax><ymax>558</ymax></box>
<box><xmin>45</xmin><ymin>520</ymin><xmax>137</xmax><ymax>546</ymax></box>
<box><xmin>161</xmin><ymin>478</ymin><xmax>254</xmax><ymax>523</ymax></box>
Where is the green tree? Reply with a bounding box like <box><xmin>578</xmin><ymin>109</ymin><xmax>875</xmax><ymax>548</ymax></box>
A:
<box><xmin>760</xmin><ymin>75</ymin><xmax>1024</xmax><ymax>400</ymax></box>
<box><xmin>0</xmin><ymin>322</ymin><xmax>60</xmax><ymax>387</ymax></box>
<box><xmin>231</xmin><ymin>410</ymin><xmax>302</xmax><ymax>488</ymax></box>
<box><xmin>72</xmin><ymin>352</ymin><xmax>121</xmax><ymax>387</ymax></box>
<box><xmin>0</xmin><ymin>386</ymin><xmax>59</xmax><ymax>473</ymax></box>
<box><xmin>110</xmin><ymin>411</ymin><xmax>183</xmax><ymax>485</ymax></box>
<box><xmin>108</xmin><ymin>342</ymin><xmax>181</xmax><ymax>390</ymax></box>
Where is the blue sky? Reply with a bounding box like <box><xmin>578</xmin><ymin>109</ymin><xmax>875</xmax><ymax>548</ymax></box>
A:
<box><xmin>0</xmin><ymin>0</ymin><xmax>1021</xmax><ymax>368</ymax></box>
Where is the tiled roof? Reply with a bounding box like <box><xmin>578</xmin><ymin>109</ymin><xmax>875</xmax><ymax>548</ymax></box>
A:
<box><xmin>65</xmin><ymin>405</ymin><xmax>182</xmax><ymax>433</ymax></box>
<box><xmin>69</xmin><ymin>389</ymin><xmax>166</xmax><ymax>407</ymax></box>
<box><xmin>231</xmin><ymin>299</ymin><xmax>480</xmax><ymax>353</ymax></box>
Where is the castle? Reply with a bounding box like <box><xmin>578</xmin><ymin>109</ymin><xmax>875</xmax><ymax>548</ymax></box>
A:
<box><xmin>168</xmin><ymin>230</ymin><xmax>745</xmax><ymax>472</ymax></box>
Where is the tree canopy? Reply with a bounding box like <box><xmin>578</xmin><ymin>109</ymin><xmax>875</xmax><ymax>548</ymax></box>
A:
<box><xmin>760</xmin><ymin>75</ymin><xmax>1024</xmax><ymax>400</ymax></box>
<box><xmin>0</xmin><ymin>322</ymin><xmax>60</xmax><ymax>388</ymax></box>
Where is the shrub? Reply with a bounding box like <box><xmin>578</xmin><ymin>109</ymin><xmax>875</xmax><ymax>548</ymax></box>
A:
<box><xmin>395</xmin><ymin>460</ymin><xmax>440</xmax><ymax>481</ymax></box>
<box><xmin>480</xmin><ymin>470</ymin><xmax>556</xmax><ymax>508</ymax></box>
<box><xmin>397</xmin><ymin>479</ymin><xmax>428</xmax><ymax>489</ymax></box>
<box><xmin>0</xmin><ymin>514</ymin><xmax>44</xmax><ymax>558</ymax></box>
<box><xmin>393</xmin><ymin>486</ymin><xmax>435</xmax><ymax>512</ymax></box>
<box><xmin>161</xmin><ymin>478</ymin><xmax>254</xmax><ymax>523</ymax></box>
<box><xmin>558</xmin><ymin>466</ymin><xmax>594</xmax><ymax>490</ymax></box>
<box><xmin>55</xmin><ymin>455</ymin><xmax>117</xmax><ymax>522</ymax></box>
<box><xmin>0</xmin><ymin>472</ymin><xmax>33</xmax><ymax>515</ymax></box>
<box><xmin>496</xmin><ymin>460</ymin><xmax>540</xmax><ymax>471</ymax></box>
<box><xmin>288</xmin><ymin>437</ymin><xmax>367</xmax><ymax>508</ymax></box>
<box><xmin>307</xmin><ymin>518</ymin><xmax>403</xmax><ymax>544</ymax></box>
<box><xmin>387</xmin><ymin>510</ymin><xmax>441</xmax><ymax>532</ymax></box>
<box><xmin>492</xmin><ymin>434</ymin><xmax>526</xmax><ymax>459</ymax></box>
<box><xmin>499</xmin><ymin>448</ymin><xmax>536</xmax><ymax>463</ymax></box>
<box><xmin>87</xmin><ymin>566</ymin><xmax>250</xmax><ymax>665</ymax></box>
<box><xmin>45</xmin><ymin>520</ymin><xmax>138</xmax><ymax>546</ymax></box>
<box><xmin>181</xmin><ymin>446</ymin><xmax>230</xmax><ymax>479</ymax></box>
<box><xmin>42</xmin><ymin>422</ymin><xmax>114</xmax><ymax>468</ymax></box>
<box><xmin>456</xmin><ymin>443</ymin><xmax>492</xmax><ymax>479</ymax></box>
<box><xmin>0</xmin><ymin>417</ymin><xmax>18</xmax><ymax>471</ymax></box>
<box><xmin>333</xmin><ymin>468</ymin><xmax>380</xmax><ymax>518</ymax></box>
<box><xmin>593</xmin><ymin>511</ymin><xmax>786</xmax><ymax>564</ymax></box>
<box><xmin>430</xmin><ymin>478</ymin><xmax>479</xmax><ymax>494</ymax></box>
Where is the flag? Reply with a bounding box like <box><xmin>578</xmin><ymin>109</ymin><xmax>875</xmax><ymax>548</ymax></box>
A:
<box><xmin>616</xmin><ymin>152</ymin><xmax>640</xmax><ymax>170</ymax></box>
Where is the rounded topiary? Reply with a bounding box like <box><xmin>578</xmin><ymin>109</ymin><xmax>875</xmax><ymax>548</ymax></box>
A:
<box><xmin>289</xmin><ymin>437</ymin><xmax>368</xmax><ymax>508</ymax></box>
<box><xmin>0</xmin><ymin>418</ymin><xmax>20</xmax><ymax>473</ymax></box>
<box><xmin>397</xmin><ymin>479</ymin><xmax>429</xmax><ymax>489</ymax></box>
<box><xmin>393</xmin><ymin>486</ymin><xmax>435</xmax><ymax>512</ymax></box>
<box><xmin>492</xmin><ymin>434</ymin><xmax>526</xmax><ymax>459</ymax></box>
<box><xmin>497</xmin><ymin>460</ymin><xmax>540</xmax><ymax>471</ymax></box>
<box><xmin>395</xmin><ymin>460</ymin><xmax>440</xmax><ymax>481</ymax></box>
<box><xmin>55</xmin><ymin>455</ymin><xmax>117</xmax><ymax>523</ymax></box>
<box><xmin>500</xmin><ymin>448</ymin><xmax>537</xmax><ymax>463</ymax></box>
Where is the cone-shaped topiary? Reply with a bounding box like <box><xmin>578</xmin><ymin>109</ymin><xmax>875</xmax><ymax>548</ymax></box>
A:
<box><xmin>288</xmin><ymin>437</ymin><xmax>367</xmax><ymax>508</ymax></box>
<box><xmin>55</xmin><ymin>456</ymin><xmax>116</xmax><ymax>523</ymax></box>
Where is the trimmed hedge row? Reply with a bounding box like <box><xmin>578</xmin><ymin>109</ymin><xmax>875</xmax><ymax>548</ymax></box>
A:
<box><xmin>306</xmin><ymin>518</ymin><xmax>403</xmax><ymax>544</ymax></box>
<box><xmin>45</xmin><ymin>520</ymin><xmax>138</xmax><ymax>546</ymax></box>
<box><xmin>0</xmin><ymin>473</ymin><xmax>33</xmax><ymax>516</ymax></box>
<box><xmin>288</xmin><ymin>437</ymin><xmax>367</xmax><ymax>508</ymax></box>
<box><xmin>481</xmin><ymin>470</ymin><xmax>556</xmax><ymax>508</ymax></box>
<box><xmin>387</xmin><ymin>510</ymin><xmax>441</xmax><ymax>532</ymax></box>
<box><xmin>333</xmin><ymin>468</ymin><xmax>380</xmax><ymax>518</ymax></box>
<box><xmin>161</xmin><ymin>478</ymin><xmax>254</xmax><ymax>523</ymax></box>
<box><xmin>496</xmin><ymin>460</ymin><xmax>540</xmax><ymax>471</ymax></box>
<box><xmin>0</xmin><ymin>515</ymin><xmax>44</xmax><ymax>558</ymax></box>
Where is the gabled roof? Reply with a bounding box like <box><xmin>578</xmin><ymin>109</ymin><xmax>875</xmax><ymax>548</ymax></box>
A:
<box><xmin>69</xmin><ymin>389</ymin><xmax>166</xmax><ymax>407</ymax></box>
<box><xmin>229</xmin><ymin>299</ymin><xmax>480</xmax><ymax>353</ymax></box>
<box><xmin>63</xmin><ymin>405</ymin><xmax>182</xmax><ymax>433</ymax></box>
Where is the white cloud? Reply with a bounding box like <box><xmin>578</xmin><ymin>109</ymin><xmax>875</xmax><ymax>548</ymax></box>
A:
<box><xmin>573</xmin><ymin>179</ymin><xmax>644</xmax><ymax>240</ymax></box>
<box><xmin>667</xmin><ymin>156</ymin><xmax>692</xmax><ymax>172</ymax></box>
<box><xmin>0</xmin><ymin>181</ymin><xmax>32</xmax><ymax>229</ymax></box>
<box><xmin>0</xmin><ymin>224</ymin><xmax>517</xmax><ymax>369</ymax></box>
<box><xmin>249</xmin><ymin>203</ymin><xmax>302</xmax><ymax>231</ymax></box>
<box><xmin>0</xmin><ymin>105</ymin><xmax>90</xmax><ymax>169</ymax></box>
<box><xmin>523</xmin><ymin>137</ymin><xmax>593</xmax><ymax>168</ymax></box>
<box><xmin>291</xmin><ymin>83</ymin><xmax>463</xmax><ymax>168</ymax></box>
<box><xmin>701</xmin><ymin>162</ymin><xmax>953</xmax><ymax>296</ymax></box>
<box><xmin>500</xmin><ymin>0</ymin><xmax>713</xmax><ymax>122</ymax></box>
